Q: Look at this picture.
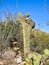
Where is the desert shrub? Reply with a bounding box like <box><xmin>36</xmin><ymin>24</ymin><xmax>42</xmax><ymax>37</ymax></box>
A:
<box><xmin>0</xmin><ymin>19</ymin><xmax>23</xmax><ymax>52</ymax></box>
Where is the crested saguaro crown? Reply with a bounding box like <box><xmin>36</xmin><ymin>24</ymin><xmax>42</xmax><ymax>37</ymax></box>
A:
<box><xmin>17</xmin><ymin>14</ymin><xmax>35</xmax><ymax>29</ymax></box>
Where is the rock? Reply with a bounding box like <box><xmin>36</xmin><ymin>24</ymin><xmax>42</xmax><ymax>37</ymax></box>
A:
<box><xmin>2</xmin><ymin>50</ymin><xmax>16</xmax><ymax>60</ymax></box>
<box><xmin>13</xmin><ymin>47</ymin><xmax>20</xmax><ymax>51</ymax></box>
<box><xmin>0</xmin><ymin>50</ymin><xmax>25</xmax><ymax>65</ymax></box>
<box><xmin>13</xmin><ymin>42</ymin><xmax>17</xmax><ymax>44</ymax></box>
<box><xmin>0</xmin><ymin>61</ymin><xmax>4</xmax><ymax>65</ymax></box>
<box><xmin>14</xmin><ymin>54</ymin><xmax>22</xmax><ymax>64</ymax></box>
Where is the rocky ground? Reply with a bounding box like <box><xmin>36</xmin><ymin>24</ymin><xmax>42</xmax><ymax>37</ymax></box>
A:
<box><xmin>0</xmin><ymin>48</ymin><xmax>49</xmax><ymax>65</ymax></box>
<box><xmin>0</xmin><ymin>48</ymin><xmax>25</xmax><ymax>65</ymax></box>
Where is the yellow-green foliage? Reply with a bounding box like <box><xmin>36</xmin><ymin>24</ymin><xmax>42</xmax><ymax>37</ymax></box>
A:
<box><xmin>31</xmin><ymin>29</ymin><xmax>49</xmax><ymax>53</ymax></box>
<box><xmin>25</xmin><ymin>49</ymin><xmax>49</xmax><ymax>65</ymax></box>
<box><xmin>45</xmin><ymin>61</ymin><xmax>49</xmax><ymax>65</ymax></box>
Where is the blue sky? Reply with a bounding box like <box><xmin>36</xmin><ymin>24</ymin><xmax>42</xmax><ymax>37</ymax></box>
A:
<box><xmin>0</xmin><ymin>0</ymin><xmax>49</xmax><ymax>33</ymax></box>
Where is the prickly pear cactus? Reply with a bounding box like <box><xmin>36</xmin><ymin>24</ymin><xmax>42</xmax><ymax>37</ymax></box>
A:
<box><xmin>25</xmin><ymin>52</ymin><xmax>42</xmax><ymax>65</ymax></box>
<box><xmin>32</xmin><ymin>52</ymin><xmax>42</xmax><ymax>65</ymax></box>
<box><xmin>42</xmin><ymin>49</ymin><xmax>49</xmax><ymax>60</ymax></box>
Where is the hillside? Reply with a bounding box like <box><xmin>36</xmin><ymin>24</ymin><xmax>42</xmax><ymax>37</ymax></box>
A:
<box><xmin>0</xmin><ymin>21</ymin><xmax>49</xmax><ymax>53</ymax></box>
<box><xmin>0</xmin><ymin>21</ymin><xmax>49</xmax><ymax>65</ymax></box>
<box><xmin>30</xmin><ymin>29</ymin><xmax>49</xmax><ymax>53</ymax></box>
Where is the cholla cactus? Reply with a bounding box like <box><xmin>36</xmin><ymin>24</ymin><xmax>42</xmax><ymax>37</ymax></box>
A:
<box><xmin>16</xmin><ymin>14</ymin><xmax>35</xmax><ymax>55</ymax></box>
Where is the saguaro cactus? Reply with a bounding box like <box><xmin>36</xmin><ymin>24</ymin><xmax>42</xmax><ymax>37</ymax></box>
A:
<box><xmin>16</xmin><ymin>14</ymin><xmax>35</xmax><ymax>55</ymax></box>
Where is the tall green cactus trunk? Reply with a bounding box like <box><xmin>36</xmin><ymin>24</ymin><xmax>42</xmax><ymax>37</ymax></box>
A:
<box><xmin>22</xmin><ymin>22</ymin><xmax>31</xmax><ymax>55</ymax></box>
<box><xmin>16</xmin><ymin>14</ymin><xmax>35</xmax><ymax>55</ymax></box>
